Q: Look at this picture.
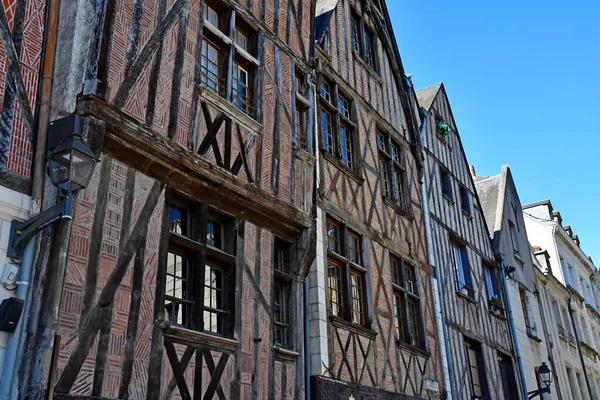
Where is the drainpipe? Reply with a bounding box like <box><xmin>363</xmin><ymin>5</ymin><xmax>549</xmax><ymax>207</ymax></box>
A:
<box><xmin>0</xmin><ymin>0</ymin><xmax>59</xmax><ymax>395</ymax></box>
<box><xmin>496</xmin><ymin>253</ymin><xmax>528</xmax><ymax>400</ymax></box>
<box><xmin>568</xmin><ymin>297</ymin><xmax>594</xmax><ymax>399</ymax></box>
<box><xmin>420</xmin><ymin>107</ymin><xmax>455</xmax><ymax>400</ymax></box>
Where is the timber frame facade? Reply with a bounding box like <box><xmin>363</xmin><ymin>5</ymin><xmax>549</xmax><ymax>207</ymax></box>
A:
<box><xmin>11</xmin><ymin>0</ymin><xmax>318</xmax><ymax>399</ymax></box>
<box><xmin>308</xmin><ymin>0</ymin><xmax>443</xmax><ymax>399</ymax></box>
<box><xmin>417</xmin><ymin>83</ymin><xmax>523</xmax><ymax>399</ymax></box>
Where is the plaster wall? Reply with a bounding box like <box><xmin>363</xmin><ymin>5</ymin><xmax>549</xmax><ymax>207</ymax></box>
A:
<box><xmin>0</xmin><ymin>186</ymin><xmax>32</xmax><ymax>378</ymax></box>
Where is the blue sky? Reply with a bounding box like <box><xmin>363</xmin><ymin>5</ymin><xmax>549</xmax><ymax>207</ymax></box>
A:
<box><xmin>387</xmin><ymin>1</ymin><xmax>600</xmax><ymax>264</ymax></box>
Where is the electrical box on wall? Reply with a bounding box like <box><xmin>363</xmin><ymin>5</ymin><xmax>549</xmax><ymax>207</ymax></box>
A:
<box><xmin>1</xmin><ymin>263</ymin><xmax>19</xmax><ymax>288</ymax></box>
<box><xmin>0</xmin><ymin>297</ymin><xmax>24</xmax><ymax>333</ymax></box>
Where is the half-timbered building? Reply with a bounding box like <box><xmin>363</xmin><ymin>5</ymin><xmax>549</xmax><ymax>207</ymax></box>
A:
<box><xmin>307</xmin><ymin>1</ymin><xmax>443</xmax><ymax>398</ymax></box>
<box><xmin>6</xmin><ymin>0</ymin><xmax>318</xmax><ymax>399</ymax></box>
<box><xmin>417</xmin><ymin>83</ymin><xmax>522</xmax><ymax>399</ymax></box>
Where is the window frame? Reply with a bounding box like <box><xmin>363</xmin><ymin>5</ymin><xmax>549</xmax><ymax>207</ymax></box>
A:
<box><xmin>273</xmin><ymin>238</ymin><xmax>293</xmax><ymax>349</ymax></box>
<box><xmin>464</xmin><ymin>338</ymin><xmax>489</xmax><ymax>398</ymax></box>
<box><xmin>440</xmin><ymin>167</ymin><xmax>453</xmax><ymax>200</ymax></box>
<box><xmin>164</xmin><ymin>199</ymin><xmax>236</xmax><ymax>337</ymax></box>
<box><xmin>200</xmin><ymin>2</ymin><xmax>259</xmax><ymax>117</ymax></box>
<box><xmin>451</xmin><ymin>242</ymin><xmax>474</xmax><ymax>298</ymax></box>
<box><xmin>460</xmin><ymin>185</ymin><xmax>471</xmax><ymax>214</ymax></box>
<box><xmin>325</xmin><ymin>216</ymin><xmax>369</xmax><ymax>327</ymax></box>
<box><xmin>377</xmin><ymin>130</ymin><xmax>410</xmax><ymax>212</ymax></box>
<box><xmin>391</xmin><ymin>253</ymin><xmax>426</xmax><ymax>350</ymax></box>
<box><xmin>348</xmin><ymin>4</ymin><xmax>379</xmax><ymax>73</ymax></box>
<box><xmin>318</xmin><ymin>78</ymin><xmax>358</xmax><ymax>171</ymax></box>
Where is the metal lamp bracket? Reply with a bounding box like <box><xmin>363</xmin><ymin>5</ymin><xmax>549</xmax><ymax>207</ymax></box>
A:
<box><xmin>7</xmin><ymin>195</ymin><xmax>73</xmax><ymax>260</ymax></box>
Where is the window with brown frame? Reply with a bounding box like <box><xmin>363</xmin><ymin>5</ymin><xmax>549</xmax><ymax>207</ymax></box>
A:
<box><xmin>391</xmin><ymin>253</ymin><xmax>425</xmax><ymax>349</ymax></box>
<box><xmin>465</xmin><ymin>338</ymin><xmax>489</xmax><ymax>398</ymax></box>
<box><xmin>294</xmin><ymin>72</ymin><xmax>310</xmax><ymax>152</ymax></box>
<box><xmin>165</xmin><ymin>199</ymin><xmax>236</xmax><ymax>337</ymax></box>
<box><xmin>319</xmin><ymin>79</ymin><xmax>357</xmax><ymax>170</ymax></box>
<box><xmin>274</xmin><ymin>239</ymin><xmax>293</xmax><ymax>348</ymax></box>
<box><xmin>201</xmin><ymin>1</ymin><xmax>258</xmax><ymax>116</ymax></box>
<box><xmin>349</xmin><ymin>4</ymin><xmax>379</xmax><ymax>73</ymax></box>
<box><xmin>326</xmin><ymin>216</ymin><xmax>368</xmax><ymax>326</ymax></box>
<box><xmin>377</xmin><ymin>131</ymin><xmax>409</xmax><ymax>211</ymax></box>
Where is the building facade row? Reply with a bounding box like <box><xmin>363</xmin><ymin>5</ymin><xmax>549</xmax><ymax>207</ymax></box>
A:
<box><xmin>0</xmin><ymin>0</ymin><xmax>595</xmax><ymax>399</ymax></box>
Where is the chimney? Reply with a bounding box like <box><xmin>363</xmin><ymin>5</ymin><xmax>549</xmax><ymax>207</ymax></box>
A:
<box><xmin>470</xmin><ymin>165</ymin><xmax>489</xmax><ymax>182</ymax></box>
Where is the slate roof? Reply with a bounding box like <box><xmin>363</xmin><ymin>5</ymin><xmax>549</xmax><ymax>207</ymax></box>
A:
<box><xmin>416</xmin><ymin>83</ymin><xmax>443</xmax><ymax>111</ymax></box>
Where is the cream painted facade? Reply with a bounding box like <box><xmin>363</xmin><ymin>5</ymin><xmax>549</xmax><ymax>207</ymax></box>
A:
<box><xmin>525</xmin><ymin>201</ymin><xmax>600</xmax><ymax>400</ymax></box>
<box><xmin>475</xmin><ymin>167</ymin><xmax>552</xmax><ymax>399</ymax></box>
<box><xmin>0</xmin><ymin>185</ymin><xmax>32</xmax><ymax>378</ymax></box>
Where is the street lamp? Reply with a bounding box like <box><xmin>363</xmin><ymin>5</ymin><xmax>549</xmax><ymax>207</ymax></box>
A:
<box><xmin>528</xmin><ymin>362</ymin><xmax>552</xmax><ymax>399</ymax></box>
<box><xmin>7</xmin><ymin>115</ymin><xmax>98</xmax><ymax>259</ymax></box>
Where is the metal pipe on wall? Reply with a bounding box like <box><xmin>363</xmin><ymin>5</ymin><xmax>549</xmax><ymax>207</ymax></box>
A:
<box><xmin>0</xmin><ymin>0</ymin><xmax>60</xmax><ymax>395</ymax></box>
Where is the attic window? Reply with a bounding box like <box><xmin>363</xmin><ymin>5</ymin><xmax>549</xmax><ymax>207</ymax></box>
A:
<box><xmin>460</xmin><ymin>186</ymin><xmax>470</xmax><ymax>215</ymax></box>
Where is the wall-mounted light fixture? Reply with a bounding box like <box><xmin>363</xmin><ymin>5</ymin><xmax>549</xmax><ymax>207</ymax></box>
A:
<box><xmin>7</xmin><ymin>115</ymin><xmax>98</xmax><ymax>259</ymax></box>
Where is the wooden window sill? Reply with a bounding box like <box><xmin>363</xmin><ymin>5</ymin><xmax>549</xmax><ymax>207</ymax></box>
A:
<box><xmin>397</xmin><ymin>340</ymin><xmax>431</xmax><ymax>358</ymax></box>
<box><xmin>456</xmin><ymin>291</ymin><xmax>477</xmax><ymax>304</ymax></box>
<box><xmin>442</xmin><ymin>193</ymin><xmax>455</xmax><ymax>204</ymax></box>
<box><xmin>462</xmin><ymin>210</ymin><xmax>473</xmax><ymax>219</ymax></box>
<box><xmin>321</xmin><ymin>151</ymin><xmax>364</xmax><ymax>185</ymax></box>
<box><xmin>160</xmin><ymin>321</ymin><xmax>238</xmax><ymax>353</ymax></box>
<box><xmin>234</xmin><ymin>44</ymin><xmax>259</xmax><ymax>66</ymax></box>
<box><xmin>294</xmin><ymin>147</ymin><xmax>315</xmax><ymax>165</ymax></box>
<box><xmin>488</xmin><ymin>309</ymin><xmax>507</xmax><ymax>321</ymax></box>
<box><xmin>527</xmin><ymin>332</ymin><xmax>543</xmax><ymax>343</ymax></box>
<box><xmin>329</xmin><ymin>315</ymin><xmax>377</xmax><ymax>339</ymax></box>
<box><xmin>436</xmin><ymin>133</ymin><xmax>448</xmax><ymax>143</ymax></box>
<box><xmin>514</xmin><ymin>253</ymin><xmax>525</xmax><ymax>265</ymax></box>
<box><xmin>383</xmin><ymin>197</ymin><xmax>413</xmax><ymax>221</ymax></box>
<box><xmin>203</xmin><ymin>20</ymin><xmax>233</xmax><ymax>45</ymax></box>
<box><xmin>199</xmin><ymin>87</ymin><xmax>262</xmax><ymax>133</ymax></box>
<box><xmin>274</xmin><ymin>346</ymin><xmax>299</xmax><ymax>362</ymax></box>
<box><xmin>296</xmin><ymin>93</ymin><xmax>312</xmax><ymax>107</ymax></box>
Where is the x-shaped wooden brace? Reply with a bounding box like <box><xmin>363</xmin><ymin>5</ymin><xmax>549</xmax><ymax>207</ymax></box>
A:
<box><xmin>334</xmin><ymin>326</ymin><xmax>356</xmax><ymax>383</ymax></box>
<box><xmin>356</xmin><ymin>335</ymin><xmax>375</xmax><ymax>386</ymax></box>
<box><xmin>197</xmin><ymin>103</ymin><xmax>254</xmax><ymax>183</ymax></box>
<box><xmin>164</xmin><ymin>342</ymin><xmax>230</xmax><ymax>400</ymax></box>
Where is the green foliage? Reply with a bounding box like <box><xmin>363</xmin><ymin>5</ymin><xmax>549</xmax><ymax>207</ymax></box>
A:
<box><xmin>436</xmin><ymin>120</ymin><xmax>451</xmax><ymax>136</ymax></box>
<box><xmin>488</xmin><ymin>296</ymin><xmax>502</xmax><ymax>309</ymax></box>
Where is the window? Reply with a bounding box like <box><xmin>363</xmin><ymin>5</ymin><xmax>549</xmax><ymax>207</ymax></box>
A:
<box><xmin>363</xmin><ymin>29</ymin><xmax>377</xmax><ymax>69</ymax></box>
<box><xmin>520</xmin><ymin>287</ymin><xmax>533</xmax><ymax>332</ymax></box>
<box><xmin>509</xmin><ymin>220</ymin><xmax>519</xmax><ymax>255</ymax></box>
<box><xmin>377</xmin><ymin>131</ymin><xmax>409</xmax><ymax>211</ymax></box>
<box><xmin>452</xmin><ymin>243</ymin><xmax>474</xmax><ymax>298</ymax></box>
<box><xmin>165</xmin><ymin>200</ymin><xmax>236</xmax><ymax>336</ymax></box>
<box><xmin>440</xmin><ymin>168</ymin><xmax>453</xmax><ymax>199</ymax></box>
<box><xmin>465</xmin><ymin>338</ymin><xmax>488</xmax><ymax>398</ymax></box>
<box><xmin>294</xmin><ymin>72</ymin><xmax>309</xmax><ymax>152</ymax></box>
<box><xmin>200</xmin><ymin>1</ymin><xmax>258</xmax><ymax>116</ymax></box>
<box><xmin>319</xmin><ymin>79</ymin><xmax>357</xmax><ymax>170</ymax></box>
<box><xmin>349</xmin><ymin>6</ymin><xmax>378</xmax><ymax>72</ymax></box>
<box><xmin>498</xmin><ymin>353</ymin><xmax>519</xmax><ymax>400</ymax></box>
<box><xmin>485</xmin><ymin>264</ymin><xmax>502</xmax><ymax>311</ymax></box>
<box><xmin>326</xmin><ymin>217</ymin><xmax>367</xmax><ymax>326</ymax></box>
<box><xmin>460</xmin><ymin>186</ymin><xmax>471</xmax><ymax>214</ymax></box>
<box><xmin>350</xmin><ymin>13</ymin><xmax>361</xmax><ymax>52</ymax></box>
<box><xmin>200</xmin><ymin>39</ymin><xmax>220</xmax><ymax>92</ymax></box>
<box><xmin>274</xmin><ymin>239</ymin><xmax>292</xmax><ymax>348</ymax></box>
<box><xmin>391</xmin><ymin>254</ymin><xmax>425</xmax><ymax>349</ymax></box>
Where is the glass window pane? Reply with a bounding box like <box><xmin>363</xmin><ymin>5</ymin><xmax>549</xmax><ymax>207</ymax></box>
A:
<box><xmin>327</xmin><ymin>261</ymin><xmax>343</xmax><ymax>317</ymax></box>
<box><xmin>169</xmin><ymin>205</ymin><xmax>188</xmax><ymax>235</ymax></box>
<box><xmin>320</xmin><ymin>109</ymin><xmax>333</xmax><ymax>153</ymax></box>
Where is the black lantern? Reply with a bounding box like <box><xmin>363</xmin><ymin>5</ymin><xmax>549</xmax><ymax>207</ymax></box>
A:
<box><xmin>528</xmin><ymin>362</ymin><xmax>553</xmax><ymax>399</ymax></box>
<box><xmin>539</xmin><ymin>362</ymin><xmax>552</xmax><ymax>387</ymax></box>
<box><xmin>47</xmin><ymin>134</ymin><xmax>98</xmax><ymax>194</ymax></box>
<box><xmin>7</xmin><ymin>115</ymin><xmax>99</xmax><ymax>259</ymax></box>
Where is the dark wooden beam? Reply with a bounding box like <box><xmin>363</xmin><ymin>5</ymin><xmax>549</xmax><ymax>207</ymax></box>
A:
<box><xmin>55</xmin><ymin>181</ymin><xmax>164</xmax><ymax>393</ymax></box>
<box><xmin>76</xmin><ymin>95</ymin><xmax>312</xmax><ymax>239</ymax></box>
<box><xmin>164</xmin><ymin>341</ymin><xmax>192</xmax><ymax>400</ymax></box>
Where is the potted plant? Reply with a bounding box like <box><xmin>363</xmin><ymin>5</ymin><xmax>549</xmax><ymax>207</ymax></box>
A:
<box><xmin>436</xmin><ymin>120</ymin><xmax>451</xmax><ymax>136</ymax></box>
<box><xmin>488</xmin><ymin>296</ymin><xmax>503</xmax><ymax>312</ymax></box>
